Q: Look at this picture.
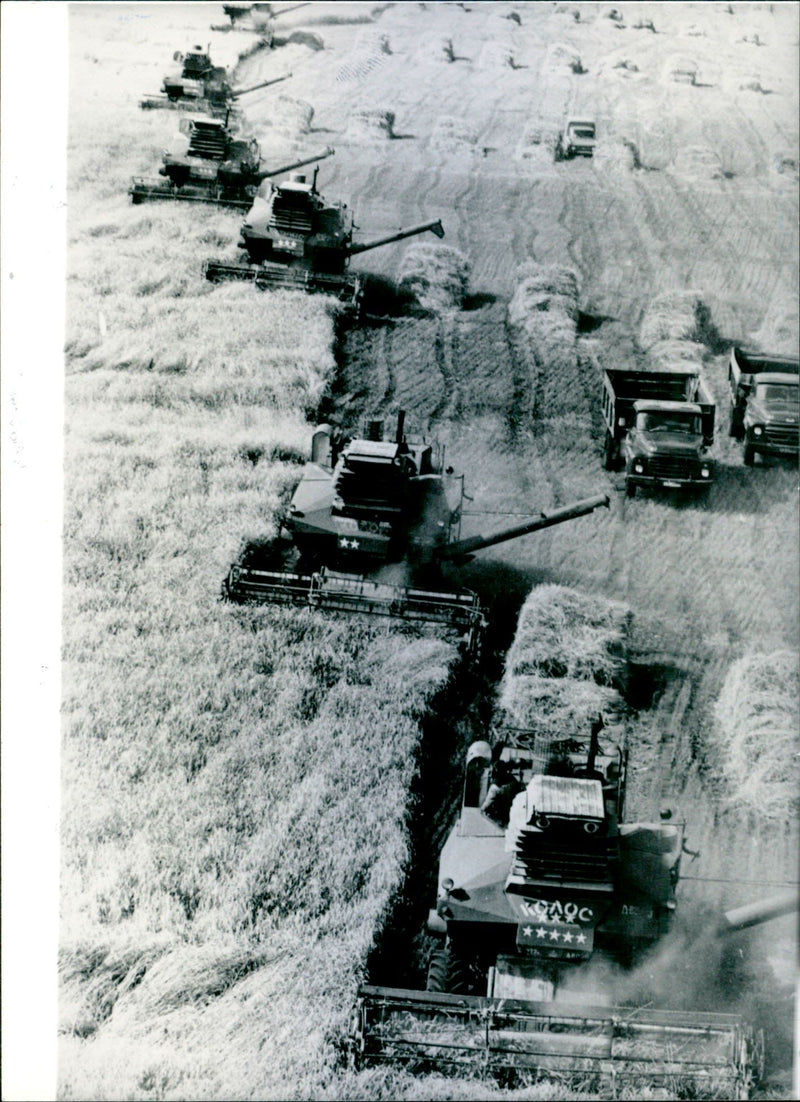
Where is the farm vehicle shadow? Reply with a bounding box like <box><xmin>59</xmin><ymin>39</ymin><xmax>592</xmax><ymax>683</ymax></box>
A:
<box><xmin>441</xmin><ymin>559</ymin><xmax>541</xmax><ymax>661</ymax></box>
<box><xmin>623</xmin><ymin>656</ymin><xmax>690</xmax><ymax>710</ymax></box>
<box><xmin>357</xmin><ymin>275</ymin><xmax>497</xmax><ymax>319</ymax></box>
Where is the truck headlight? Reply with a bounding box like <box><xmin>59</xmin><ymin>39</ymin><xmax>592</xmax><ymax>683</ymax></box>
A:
<box><xmin>700</xmin><ymin>466</ymin><xmax>710</xmax><ymax>478</ymax></box>
<box><xmin>633</xmin><ymin>460</ymin><xmax>645</xmax><ymax>474</ymax></box>
<box><xmin>753</xmin><ymin>425</ymin><xmax>763</xmax><ymax>437</ymax></box>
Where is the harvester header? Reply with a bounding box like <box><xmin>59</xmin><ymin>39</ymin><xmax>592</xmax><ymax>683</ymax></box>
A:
<box><xmin>350</xmin><ymin>987</ymin><xmax>763</xmax><ymax>1092</ymax></box>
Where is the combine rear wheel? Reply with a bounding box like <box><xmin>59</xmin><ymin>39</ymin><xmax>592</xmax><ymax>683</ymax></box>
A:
<box><xmin>426</xmin><ymin>943</ymin><xmax>473</xmax><ymax>994</ymax></box>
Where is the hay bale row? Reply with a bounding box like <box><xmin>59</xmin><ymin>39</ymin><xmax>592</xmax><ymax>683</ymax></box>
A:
<box><xmin>639</xmin><ymin>290</ymin><xmax>707</xmax><ymax>350</ymax></box>
<box><xmin>262</xmin><ymin>94</ymin><xmax>314</xmax><ymax>139</ymax></box>
<box><xmin>498</xmin><ymin>585</ymin><xmax>630</xmax><ymax>758</ymax></box>
<box><xmin>646</xmin><ymin>338</ymin><xmax>705</xmax><ymax>372</ymax></box>
<box><xmin>397</xmin><ymin>243</ymin><xmax>471</xmax><ymax>313</ymax></box>
<box><xmin>505</xmin><ymin>584</ymin><xmax>630</xmax><ymax>683</ymax></box>
<box><xmin>345</xmin><ymin>109</ymin><xmax>396</xmax><ymax>143</ymax></box>
<box><xmin>712</xmin><ymin>650</ymin><xmax>800</xmax><ymax>822</ymax></box>
<box><xmin>506</xmin><ymin>263</ymin><xmax>589</xmax><ymax>419</ymax></box>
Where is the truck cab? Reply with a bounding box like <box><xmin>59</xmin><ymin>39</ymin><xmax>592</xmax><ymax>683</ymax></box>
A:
<box><xmin>740</xmin><ymin>374</ymin><xmax>799</xmax><ymax>465</ymax></box>
<box><xmin>623</xmin><ymin>400</ymin><xmax>714</xmax><ymax>496</ymax></box>
<box><xmin>728</xmin><ymin>347</ymin><xmax>799</xmax><ymax>466</ymax></box>
<box><xmin>557</xmin><ymin>118</ymin><xmax>597</xmax><ymax>159</ymax></box>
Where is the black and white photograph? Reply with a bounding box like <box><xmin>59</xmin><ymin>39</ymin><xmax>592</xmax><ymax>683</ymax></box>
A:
<box><xmin>2</xmin><ymin>1</ymin><xmax>798</xmax><ymax>1098</ymax></box>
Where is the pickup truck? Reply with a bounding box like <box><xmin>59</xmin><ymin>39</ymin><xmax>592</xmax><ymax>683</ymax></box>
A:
<box><xmin>601</xmin><ymin>369</ymin><xmax>715</xmax><ymax>497</ymax></box>
<box><xmin>556</xmin><ymin>118</ymin><xmax>597</xmax><ymax>159</ymax></box>
<box><xmin>728</xmin><ymin>346</ymin><xmax>799</xmax><ymax>466</ymax></box>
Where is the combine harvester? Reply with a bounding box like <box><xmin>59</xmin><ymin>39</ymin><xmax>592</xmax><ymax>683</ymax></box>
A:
<box><xmin>139</xmin><ymin>45</ymin><xmax>290</xmax><ymax>116</ymax></box>
<box><xmin>130</xmin><ymin>113</ymin><xmax>333</xmax><ymax>210</ymax></box>
<box><xmin>223</xmin><ymin>412</ymin><xmax>609</xmax><ymax>653</ymax></box>
<box><xmin>350</xmin><ymin>722</ymin><xmax>795</xmax><ymax>1095</ymax></box>
<box><xmin>203</xmin><ymin>170</ymin><xmax>446</xmax><ymax>309</ymax></box>
<box><xmin>214</xmin><ymin>2</ymin><xmax>310</xmax><ymax>35</ymax></box>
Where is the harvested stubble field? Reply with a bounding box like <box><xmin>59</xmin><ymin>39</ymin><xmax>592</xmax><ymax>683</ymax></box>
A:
<box><xmin>52</xmin><ymin>2</ymin><xmax>800</xmax><ymax>1100</ymax></box>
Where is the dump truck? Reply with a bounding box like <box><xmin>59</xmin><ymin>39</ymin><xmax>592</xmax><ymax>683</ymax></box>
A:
<box><xmin>129</xmin><ymin>115</ymin><xmax>333</xmax><ymax>210</ymax></box>
<box><xmin>601</xmin><ymin>368</ymin><xmax>715</xmax><ymax>497</ymax></box>
<box><xmin>728</xmin><ymin>346</ymin><xmax>799</xmax><ymax>466</ymax></box>
<box><xmin>556</xmin><ymin>118</ymin><xmax>597</xmax><ymax>160</ymax></box>
<box><xmin>203</xmin><ymin>170</ymin><xmax>447</xmax><ymax>308</ymax></box>
<box><xmin>223</xmin><ymin>413</ymin><xmax>609</xmax><ymax>652</ymax></box>
<box><xmin>140</xmin><ymin>47</ymin><xmax>289</xmax><ymax>115</ymax></box>
<box><xmin>349</xmin><ymin>723</ymin><xmax>785</xmax><ymax>1094</ymax></box>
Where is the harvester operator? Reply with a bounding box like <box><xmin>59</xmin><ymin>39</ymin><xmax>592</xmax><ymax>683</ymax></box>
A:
<box><xmin>481</xmin><ymin>743</ymin><xmax>523</xmax><ymax>825</ymax></box>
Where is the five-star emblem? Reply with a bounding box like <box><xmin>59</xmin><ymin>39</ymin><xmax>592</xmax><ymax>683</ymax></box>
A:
<box><xmin>548</xmin><ymin>929</ymin><xmax>560</xmax><ymax>941</ymax></box>
<box><xmin>535</xmin><ymin>927</ymin><xmax>547</xmax><ymax>938</ymax></box>
<box><xmin>576</xmin><ymin>932</ymin><xmax>587</xmax><ymax>944</ymax></box>
<box><xmin>340</xmin><ymin>538</ymin><xmax>360</xmax><ymax>549</ymax></box>
<box><xmin>522</xmin><ymin>926</ymin><xmax>532</xmax><ymax>937</ymax></box>
<box><xmin>562</xmin><ymin>931</ymin><xmax>573</xmax><ymax>944</ymax></box>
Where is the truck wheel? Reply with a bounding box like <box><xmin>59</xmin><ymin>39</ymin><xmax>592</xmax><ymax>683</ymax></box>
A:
<box><xmin>626</xmin><ymin>481</ymin><xmax>636</xmax><ymax>498</ymax></box>
<box><xmin>743</xmin><ymin>444</ymin><xmax>756</xmax><ymax>467</ymax></box>
<box><xmin>603</xmin><ymin>432</ymin><xmax>617</xmax><ymax>471</ymax></box>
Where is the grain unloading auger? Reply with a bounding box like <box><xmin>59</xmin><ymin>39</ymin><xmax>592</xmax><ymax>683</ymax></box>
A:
<box><xmin>203</xmin><ymin>168</ymin><xmax>445</xmax><ymax>308</ymax></box>
<box><xmin>130</xmin><ymin>118</ymin><xmax>332</xmax><ymax>211</ymax></box>
<box><xmin>222</xmin><ymin>413</ymin><xmax>609</xmax><ymax>652</ymax></box>
<box><xmin>348</xmin><ymin>726</ymin><xmax>790</xmax><ymax>1097</ymax></box>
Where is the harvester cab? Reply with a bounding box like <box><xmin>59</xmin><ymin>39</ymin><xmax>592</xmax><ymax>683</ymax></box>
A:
<box><xmin>203</xmin><ymin>175</ymin><xmax>446</xmax><ymax>307</ymax></box>
<box><xmin>160</xmin><ymin>45</ymin><xmax>226</xmax><ymax>102</ymax></box>
<box><xmin>222</xmin><ymin>414</ymin><xmax>609</xmax><ymax>653</ymax></box>
<box><xmin>285</xmin><ymin>411</ymin><xmax>462</xmax><ymax>565</ymax></box>
<box><xmin>350</xmin><ymin>723</ymin><xmax>772</xmax><ymax>1093</ymax></box>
